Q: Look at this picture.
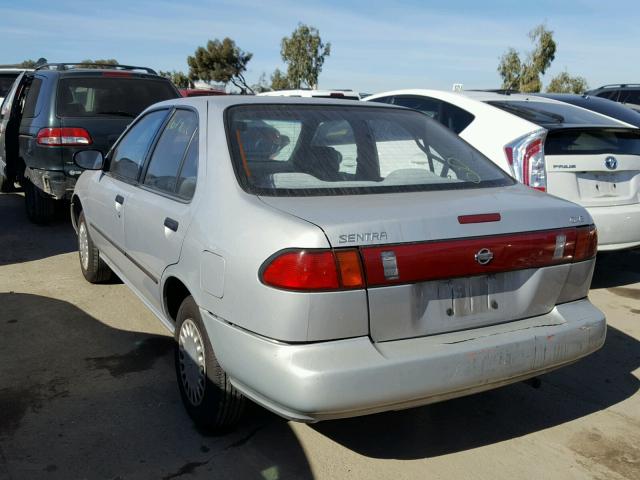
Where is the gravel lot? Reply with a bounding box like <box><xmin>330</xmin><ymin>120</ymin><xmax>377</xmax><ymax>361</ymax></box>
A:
<box><xmin>0</xmin><ymin>191</ymin><xmax>639</xmax><ymax>480</ymax></box>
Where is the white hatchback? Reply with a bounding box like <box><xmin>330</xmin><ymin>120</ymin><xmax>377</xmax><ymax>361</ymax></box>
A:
<box><xmin>365</xmin><ymin>90</ymin><xmax>640</xmax><ymax>251</ymax></box>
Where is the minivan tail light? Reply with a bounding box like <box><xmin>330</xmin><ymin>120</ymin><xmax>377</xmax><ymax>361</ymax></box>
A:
<box><xmin>504</xmin><ymin>130</ymin><xmax>547</xmax><ymax>192</ymax></box>
<box><xmin>37</xmin><ymin>127</ymin><xmax>92</xmax><ymax>146</ymax></box>
<box><xmin>261</xmin><ymin>249</ymin><xmax>364</xmax><ymax>291</ymax></box>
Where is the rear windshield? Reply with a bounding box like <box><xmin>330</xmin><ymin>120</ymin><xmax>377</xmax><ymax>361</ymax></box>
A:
<box><xmin>487</xmin><ymin>100</ymin><xmax>622</xmax><ymax>127</ymax></box>
<box><xmin>546</xmin><ymin>129</ymin><xmax>640</xmax><ymax>156</ymax></box>
<box><xmin>56</xmin><ymin>76</ymin><xmax>178</xmax><ymax>118</ymax></box>
<box><xmin>0</xmin><ymin>73</ymin><xmax>20</xmax><ymax>98</ymax></box>
<box><xmin>226</xmin><ymin>105</ymin><xmax>513</xmax><ymax>196</ymax></box>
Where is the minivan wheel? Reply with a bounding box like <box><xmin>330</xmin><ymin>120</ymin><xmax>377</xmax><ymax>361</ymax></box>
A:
<box><xmin>78</xmin><ymin>211</ymin><xmax>112</xmax><ymax>283</ymax></box>
<box><xmin>24</xmin><ymin>179</ymin><xmax>56</xmax><ymax>224</ymax></box>
<box><xmin>0</xmin><ymin>173</ymin><xmax>14</xmax><ymax>193</ymax></box>
<box><xmin>175</xmin><ymin>296</ymin><xmax>245</xmax><ymax>432</ymax></box>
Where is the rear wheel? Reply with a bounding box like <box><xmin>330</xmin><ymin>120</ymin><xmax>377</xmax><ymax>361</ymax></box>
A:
<box><xmin>24</xmin><ymin>179</ymin><xmax>56</xmax><ymax>224</ymax></box>
<box><xmin>175</xmin><ymin>296</ymin><xmax>245</xmax><ymax>432</ymax></box>
<box><xmin>78</xmin><ymin>211</ymin><xmax>112</xmax><ymax>283</ymax></box>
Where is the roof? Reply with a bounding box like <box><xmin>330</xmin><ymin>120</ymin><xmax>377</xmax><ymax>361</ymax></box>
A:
<box><xmin>258</xmin><ymin>89</ymin><xmax>360</xmax><ymax>99</ymax></box>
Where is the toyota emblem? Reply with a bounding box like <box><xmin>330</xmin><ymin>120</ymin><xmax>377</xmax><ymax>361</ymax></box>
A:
<box><xmin>605</xmin><ymin>156</ymin><xmax>618</xmax><ymax>170</ymax></box>
<box><xmin>475</xmin><ymin>248</ymin><xmax>494</xmax><ymax>265</ymax></box>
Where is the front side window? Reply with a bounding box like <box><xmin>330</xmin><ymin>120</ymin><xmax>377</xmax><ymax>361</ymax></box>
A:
<box><xmin>110</xmin><ymin>109</ymin><xmax>167</xmax><ymax>181</ymax></box>
<box><xmin>227</xmin><ymin>105</ymin><xmax>513</xmax><ymax>196</ymax></box>
<box><xmin>143</xmin><ymin>109</ymin><xmax>198</xmax><ymax>195</ymax></box>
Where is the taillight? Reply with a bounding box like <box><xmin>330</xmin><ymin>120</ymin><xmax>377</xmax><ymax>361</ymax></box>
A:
<box><xmin>37</xmin><ymin>127</ymin><xmax>92</xmax><ymax>146</ymax></box>
<box><xmin>261</xmin><ymin>249</ymin><xmax>364</xmax><ymax>291</ymax></box>
<box><xmin>504</xmin><ymin>130</ymin><xmax>547</xmax><ymax>191</ymax></box>
<box><xmin>574</xmin><ymin>225</ymin><xmax>598</xmax><ymax>261</ymax></box>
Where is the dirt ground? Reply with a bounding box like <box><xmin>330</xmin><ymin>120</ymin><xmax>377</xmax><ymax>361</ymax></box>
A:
<box><xmin>0</xmin><ymin>191</ymin><xmax>639</xmax><ymax>480</ymax></box>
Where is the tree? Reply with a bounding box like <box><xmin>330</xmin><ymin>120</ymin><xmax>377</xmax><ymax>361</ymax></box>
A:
<box><xmin>546</xmin><ymin>71</ymin><xmax>589</xmax><ymax>94</ymax></box>
<box><xmin>270</xmin><ymin>68</ymin><xmax>291</xmax><ymax>90</ymax></box>
<box><xmin>497</xmin><ymin>24</ymin><xmax>556</xmax><ymax>92</ymax></box>
<box><xmin>281</xmin><ymin>23</ymin><xmax>331</xmax><ymax>89</ymax></box>
<box><xmin>251</xmin><ymin>73</ymin><xmax>271</xmax><ymax>93</ymax></box>
<box><xmin>18</xmin><ymin>58</ymin><xmax>46</xmax><ymax>68</ymax></box>
<box><xmin>159</xmin><ymin>70</ymin><xmax>191</xmax><ymax>88</ymax></box>
<box><xmin>187</xmin><ymin>38</ymin><xmax>254</xmax><ymax>94</ymax></box>
<box><xmin>78</xmin><ymin>59</ymin><xmax>119</xmax><ymax>68</ymax></box>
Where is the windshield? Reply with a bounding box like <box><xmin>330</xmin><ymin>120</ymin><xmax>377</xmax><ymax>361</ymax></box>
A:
<box><xmin>487</xmin><ymin>100</ymin><xmax>622</xmax><ymax>127</ymax></box>
<box><xmin>226</xmin><ymin>105</ymin><xmax>513</xmax><ymax>196</ymax></box>
<box><xmin>0</xmin><ymin>73</ymin><xmax>20</xmax><ymax>98</ymax></box>
<box><xmin>56</xmin><ymin>76</ymin><xmax>178</xmax><ymax>117</ymax></box>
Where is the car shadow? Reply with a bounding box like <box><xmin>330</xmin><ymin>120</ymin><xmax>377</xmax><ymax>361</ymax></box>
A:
<box><xmin>310</xmin><ymin>324</ymin><xmax>639</xmax><ymax>460</ymax></box>
<box><xmin>0</xmin><ymin>193</ymin><xmax>77</xmax><ymax>266</ymax></box>
<box><xmin>592</xmin><ymin>249</ymin><xmax>640</xmax><ymax>289</ymax></box>
<box><xmin>0</xmin><ymin>293</ymin><xmax>313</xmax><ymax>480</ymax></box>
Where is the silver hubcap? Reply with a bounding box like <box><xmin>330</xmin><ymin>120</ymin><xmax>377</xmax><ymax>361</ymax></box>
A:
<box><xmin>79</xmin><ymin>222</ymin><xmax>90</xmax><ymax>271</ymax></box>
<box><xmin>178</xmin><ymin>319</ymin><xmax>206</xmax><ymax>406</ymax></box>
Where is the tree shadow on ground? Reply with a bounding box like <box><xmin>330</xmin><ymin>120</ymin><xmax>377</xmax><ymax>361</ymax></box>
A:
<box><xmin>0</xmin><ymin>293</ymin><xmax>312</xmax><ymax>480</ymax></box>
<box><xmin>311</xmin><ymin>324</ymin><xmax>639</xmax><ymax>461</ymax></box>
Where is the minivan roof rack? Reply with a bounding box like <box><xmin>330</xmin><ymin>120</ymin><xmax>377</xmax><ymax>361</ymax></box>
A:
<box><xmin>35</xmin><ymin>63</ymin><xmax>157</xmax><ymax>75</ymax></box>
<box><xmin>595</xmin><ymin>84</ymin><xmax>640</xmax><ymax>89</ymax></box>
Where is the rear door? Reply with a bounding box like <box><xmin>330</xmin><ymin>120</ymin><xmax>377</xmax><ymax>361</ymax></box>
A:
<box><xmin>545</xmin><ymin>128</ymin><xmax>640</xmax><ymax>208</ymax></box>
<box><xmin>0</xmin><ymin>72</ymin><xmax>27</xmax><ymax>181</ymax></box>
<box><xmin>122</xmin><ymin>108</ymin><xmax>200</xmax><ymax>309</ymax></box>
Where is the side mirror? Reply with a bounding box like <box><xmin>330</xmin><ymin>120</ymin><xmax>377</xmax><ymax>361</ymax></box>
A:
<box><xmin>74</xmin><ymin>150</ymin><xmax>104</xmax><ymax>170</ymax></box>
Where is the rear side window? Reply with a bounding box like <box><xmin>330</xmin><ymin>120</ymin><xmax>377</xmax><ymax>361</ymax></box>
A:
<box><xmin>227</xmin><ymin>105</ymin><xmax>513</xmax><ymax>196</ymax></box>
<box><xmin>56</xmin><ymin>77</ymin><xmax>178</xmax><ymax>118</ymax></box>
<box><xmin>143</xmin><ymin>109</ymin><xmax>198</xmax><ymax>195</ymax></box>
<box><xmin>22</xmin><ymin>78</ymin><xmax>43</xmax><ymax>118</ymax></box>
<box><xmin>546</xmin><ymin>129</ymin><xmax>640</xmax><ymax>156</ymax></box>
<box><xmin>0</xmin><ymin>73</ymin><xmax>19</xmax><ymax>98</ymax></box>
<box><xmin>619</xmin><ymin>90</ymin><xmax>640</xmax><ymax>107</ymax></box>
<box><xmin>110</xmin><ymin>110</ymin><xmax>167</xmax><ymax>181</ymax></box>
<box><xmin>389</xmin><ymin>96</ymin><xmax>475</xmax><ymax>134</ymax></box>
<box><xmin>176</xmin><ymin>138</ymin><xmax>198</xmax><ymax>200</ymax></box>
<box><xmin>595</xmin><ymin>90</ymin><xmax>619</xmax><ymax>101</ymax></box>
<box><xmin>488</xmin><ymin>100</ymin><xmax>622</xmax><ymax>127</ymax></box>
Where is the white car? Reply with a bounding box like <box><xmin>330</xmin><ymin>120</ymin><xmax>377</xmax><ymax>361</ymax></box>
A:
<box><xmin>259</xmin><ymin>89</ymin><xmax>360</xmax><ymax>100</ymax></box>
<box><xmin>365</xmin><ymin>90</ymin><xmax>640</xmax><ymax>251</ymax></box>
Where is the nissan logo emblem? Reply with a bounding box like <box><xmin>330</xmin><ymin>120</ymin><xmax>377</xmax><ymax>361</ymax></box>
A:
<box><xmin>605</xmin><ymin>156</ymin><xmax>618</xmax><ymax>170</ymax></box>
<box><xmin>475</xmin><ymin>248</ymin><xmax>494</xmax><ymax>265</ymax></box>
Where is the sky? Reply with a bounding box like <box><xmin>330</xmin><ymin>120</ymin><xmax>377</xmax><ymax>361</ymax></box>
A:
<box><xmin>1</xmin><ymin>0</ymin><xmax>639</xmax><ymax>93</ymax></box>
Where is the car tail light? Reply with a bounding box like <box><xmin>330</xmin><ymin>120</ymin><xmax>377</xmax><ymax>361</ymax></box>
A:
<box><xmin>504</xmin><ymin>130</ymin><xmax>547</xmax><ymax>191</ymax></box>
<box><xmin>37</xmin><ymin>127</ymin><xmax>92</xmax><ymax>146</ymax></box>
<box><xmin>260</xmin><ymin>249</ymin><xmax>364</xmax><ymax>291</ymax></box>
<box><xmin>102</xmin><ymin>71</ymin><xmax>132</xmax><ymax>78</ymax></box>
<box><xmin>574</xmin><ymin>225</ymin><xmax>598</xmax><ymax>261</ymax></box>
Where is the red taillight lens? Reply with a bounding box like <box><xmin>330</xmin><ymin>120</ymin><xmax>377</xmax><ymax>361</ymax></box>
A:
<box><xmin>261</xmin><ymin>249</ymin><xmax>364</xmax><ymax>291</ymax></box>
<box><xmin>504</xmin><ymin>130</ymin><xmax>547</xmax><ymax>191</ymax></box>
<box><xmin>574</xmin><ymin>225</ymin><xmax>598</xmax><ymax>261</ymax></box>
<box><xmin>37</xmin><ymin>127</ymin><xmax>92</xmax><ymax>146</ymax></box>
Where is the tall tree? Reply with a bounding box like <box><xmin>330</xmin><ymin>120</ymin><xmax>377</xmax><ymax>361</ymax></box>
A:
<box><xmin>17</xmin><ymin>58</ymin><xmax>47</xmax><ymax>68</ymax></box>
<box><xmin>497</xmin><ymin>24</ymin><xmax>556</xmax><ymax>92</ymax></box>
<box><xmin>78</xmin><ymin>59</ymin><xmax>120</xmax><ymax>68</ymax></box>
<box><xmin>270</xmin><ymin>68</ymin><xmax>291</xmax><ymax>90</ymax></box>
<box><xmin>281</xmin><ymin>23</ymin><xmax>331</xmax><ymax>89</ymax></box>
<box><xmin>187</xmin><ymin>38</ymin><xmax>254</xmax><ymax>94</ymax></box>
<box><xmin>159</xmin><ymin>70</ymin><xmax>191</xmax><ymax>88</ymax></box>
<box><xmin>546</xmin><ymin>71</ymin><xmax>589</xmax><ymax>94</ymax></box>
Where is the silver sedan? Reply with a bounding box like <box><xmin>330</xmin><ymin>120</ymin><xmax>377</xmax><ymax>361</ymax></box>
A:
<box><xmin>71</xmin><ymin>96</ymin><xmax>605</xmax><ymax>431</ymax></box>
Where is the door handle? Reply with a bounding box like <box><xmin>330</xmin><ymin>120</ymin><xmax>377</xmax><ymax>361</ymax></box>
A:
<box><xmin>164</xmin><ymin>217</ymin><xmax>179</xmax><ymax>232</ymax></box>
<box><xmin>115</xmin><ymin>194</ymin><xmax>124</xmax><ymax>205</ymax></box>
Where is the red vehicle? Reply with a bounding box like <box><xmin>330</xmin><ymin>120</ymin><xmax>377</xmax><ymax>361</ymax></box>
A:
<box><xmin>179</xmin><ymin>88</ymin><xmax>226</xmax><ymax>97</ymax></box>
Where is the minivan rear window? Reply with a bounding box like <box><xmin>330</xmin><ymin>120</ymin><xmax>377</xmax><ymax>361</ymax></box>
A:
<box><xmin>56</xmin><ymin>77</ymin><xmax>178</xmax><ymax>118</ymax></box>
<box><xmin>487</xmin><ymin>100</ymin><xmax>622</xmax><ymax>127</ymax></box>
<box><xmin>226</xmin><ymin>105</ymin><xmax>513</xmax><ymax>196</ymax></box>
<box><xmin>546</xmin><ymin>128</ymin><xmax>640</xmax><ymax>156</ymax></box>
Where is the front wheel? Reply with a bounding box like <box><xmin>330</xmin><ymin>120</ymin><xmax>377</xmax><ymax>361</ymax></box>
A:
<box><xmin>175</xmin><ymin>296</ymin><xmax>245</xmax><ymax>432</ymax></box>
<box><xmin>77</xmin><ymin>211</ymin><xmax>112</xmax><ymax>283</ymax></box>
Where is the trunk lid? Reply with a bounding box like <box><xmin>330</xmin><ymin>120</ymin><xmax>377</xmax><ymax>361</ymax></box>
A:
<box><xmin>259</xmin><ymin>184</ymin><xmax>594</xmax><ymax>341</ymax></box>
<box><xmin>545</xmin><ymin>127</ymin><xmax>640</xmax><ymax>208</ymax></box>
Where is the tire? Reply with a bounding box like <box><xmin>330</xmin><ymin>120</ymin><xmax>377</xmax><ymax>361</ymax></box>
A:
<box><xmin>0</xmin><ymin>173</ymin><xmax>13</xmax><ymax>193</ymax></box>
<box><xmin>77</xmin><ymin>211</ymin><xmax>113</xmax><ymax>283</ymax></box>
<box><xmin>175</xmin><ymin>296</ymin><xmax>245</xmax><ymax>432</ymax></box>
<box><xmin>24</xmin><ymin>179</ymin><xmax>56</xmax><ymax>224</ymax></box>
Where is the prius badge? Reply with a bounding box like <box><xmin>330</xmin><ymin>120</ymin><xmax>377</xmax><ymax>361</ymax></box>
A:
<box><xmin>605</xmin><ymin>156</ymin><xmax>618</xmax><ymax>170</ymax></box>
<box><xmin>475</xmin><ymin>248</ymin><xmax>494</xmax><ymax>265</ymax></box>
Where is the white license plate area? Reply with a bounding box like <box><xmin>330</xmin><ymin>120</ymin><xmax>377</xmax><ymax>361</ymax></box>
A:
<box><xmin>438</xmin><ymin>275</ymin><xmax>500</xmax><ymax>317</ymax></box>
<box><xmin>577</xmin><ymin>172</ymin><xmax>630</xmax><ymax>198</ymax></box>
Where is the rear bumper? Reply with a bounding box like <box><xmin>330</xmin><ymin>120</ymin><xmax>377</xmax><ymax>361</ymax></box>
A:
<box><xmin>586</xmin><ymin>203</ymin><xmax>640</xmax><ymax>251</ymax></box>
<box><xmin>25</xmin><ymin>167</ymin><xmax>77</xmax><ymax>200</ymax></box>
<box><xmin>202</xmin><ymin>299</ymin><xmax>606</xmax><ymax>422</ymax></box>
